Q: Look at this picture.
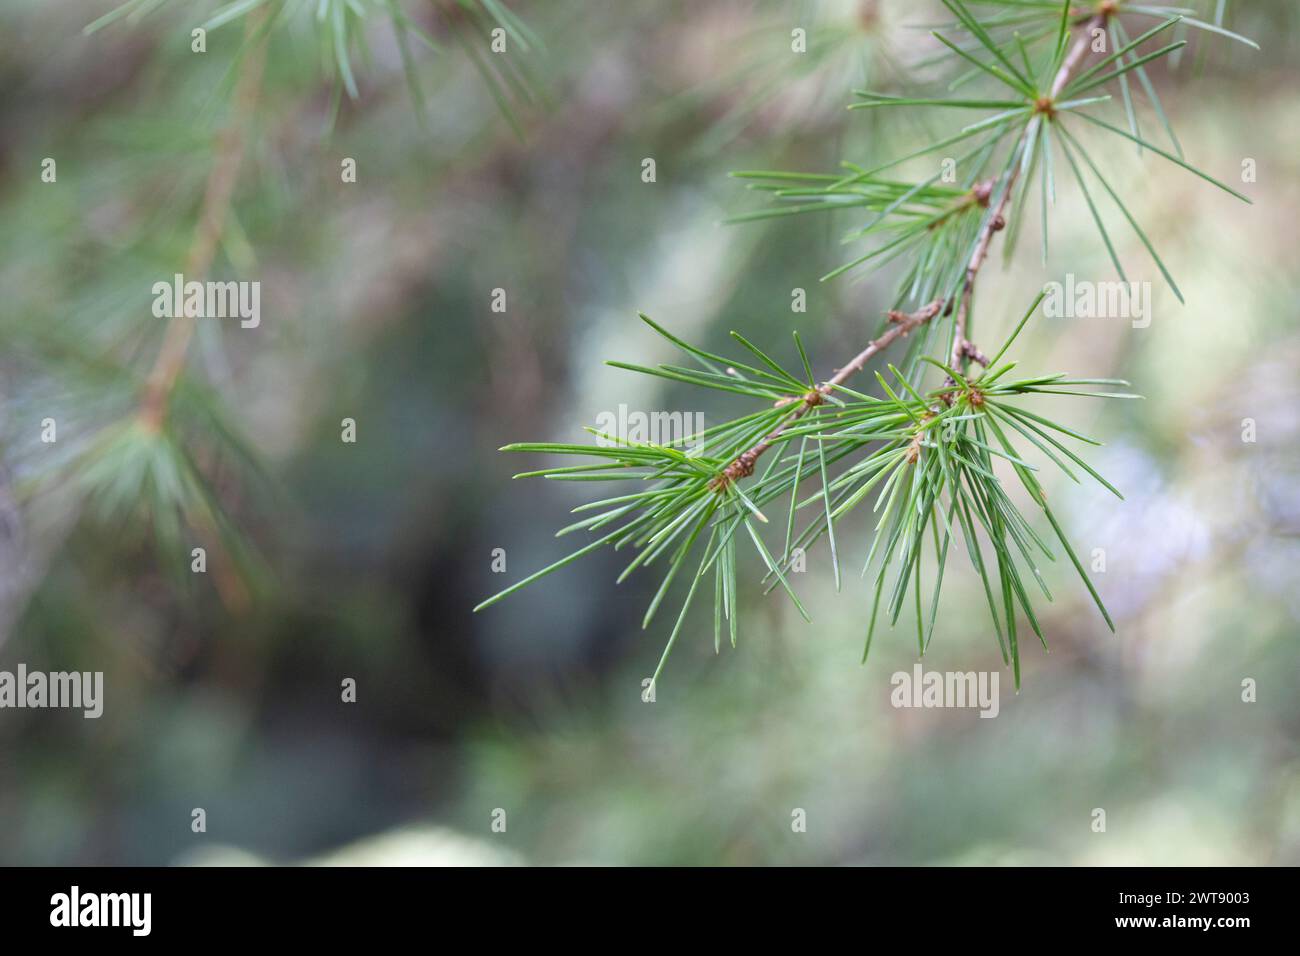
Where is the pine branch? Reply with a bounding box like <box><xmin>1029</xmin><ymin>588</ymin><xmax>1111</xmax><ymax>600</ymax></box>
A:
<box><xmin>712</xmin><ymin>299</ymin><xmax>943</xmax><ymax>491</ymax></box>
<box><xmin>720</xmin><ymin>11</ymin><xmax>1107</xmax><ymax>483</ymax></box>
<box><xmin>950</xmin><ymin>11</ymin><xmax>1104</xmax><ymax>375</ymax></box>
<box><xmin>475</xmin><ymin>0</ymin><xmax>1255</xmax><ymax>684</ymax></box>
<box><xmin>139</xmin><ymin>7</ymin><xmax>271</xmax><ymax>432</ymax></box>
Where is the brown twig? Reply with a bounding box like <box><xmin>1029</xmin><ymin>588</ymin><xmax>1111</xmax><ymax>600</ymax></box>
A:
<box><xmin>711</xmin><ymin>299</ymin><xmax>942</xmax><ymax>490</ymax></box>
<box><xmin>715</xmin><ymin>11</ymin><xmax>1107</xmax><ymax>489</ymax></box>
<box><xmin>139</xmin><ymin>10</ymin><xmax>270</xmax><ymax>432</ymax></box>
<box><xmin>135</xmin><ymin>11</ymin><xmax>270</xmax><ymax>615</ymax></box>
<box><xmin>949</xmin><ymin>13</ymin><xmax>1105</xmax><ymax>376</ymax></box>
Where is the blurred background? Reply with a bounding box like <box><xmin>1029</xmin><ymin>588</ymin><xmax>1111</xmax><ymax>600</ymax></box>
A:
<box><xmin>0</xmin><ymin>0</ymin><xmax>1297</xmax><ymax>865</ymax></box>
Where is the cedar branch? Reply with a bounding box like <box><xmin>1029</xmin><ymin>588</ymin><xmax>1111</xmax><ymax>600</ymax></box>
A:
<box><xmin>710</xmin><ymin>299</ymin><xmax>942</xmax><ymax>491</ymax></box>
<box><xmin>950</xmin><ymin>12</ymin><xmax>1106</xmax><ymax>373</ymax></box>
<box><xmin>139</xmin><ymin>9</ymin><xmax>270</xmax><ymax>432</ymax></box>
<box><xmin>717</xmin><ymin>10</ymin><xmax>1106</xmax><ymax>488</ymax></box>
